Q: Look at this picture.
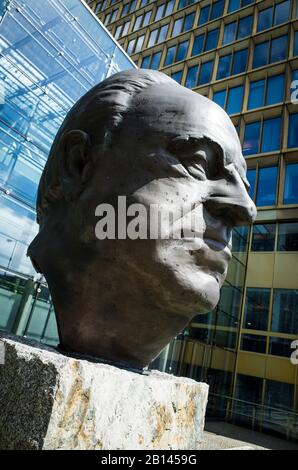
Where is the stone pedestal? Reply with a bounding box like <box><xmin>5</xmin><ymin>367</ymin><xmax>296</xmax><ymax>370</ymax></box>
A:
<box><xmin>0</xmin><ymin>334</ymin><xmax>208</xmax><ymax>450</ymax></box>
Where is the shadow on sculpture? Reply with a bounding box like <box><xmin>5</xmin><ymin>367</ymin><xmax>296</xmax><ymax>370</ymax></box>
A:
<box><xmin>28</xmin><ymin>70</ymin><xmax>256</xmax><ymax>369</ymax></box>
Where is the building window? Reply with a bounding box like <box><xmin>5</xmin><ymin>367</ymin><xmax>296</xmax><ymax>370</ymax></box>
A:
<box><xmin>232</xmin><ymin>226</ymin><xmax>249</xmax><ymax>252</ymax></box>
<box><xmin>164</xmin><ymin>40</ymin><xmax>189</xmax><ymax>66</ymax></box>
<box><xmin>216</xmin><ymin>49</ymin><xmax>248</xmax><ymax>80</ymax></box>
<box><xmin>223</xmin><ymin>15</ymin><xmax>253</xmax><ymax>45</ymax></box>
<box><xmin>265</xmin><ymin>380</ymin><xmax>294</xmax><ymax>411</ymax></box>
<box><xmin>148</xmin><ymin>24</ymin><xmax>169</xmax><ymax>47</ymax></box>
<box><xmin>133</xmin><ymin>10</ymin><xmax>152</xmax><ymax>31</ymax></box>
<box><xmin>114</xmin><ymin>20</ymin><xmax>131</xmax><ymax>39</ymax></box>
<box><xmin>171</xmin><ymin>70</ymin><xmax>183</xmax><ymax>83</ymax></box>
<box><xmin>294</xmin><ymin>31</ymin><xmax>298</xmax><ymax>56</ymax></box>
<box><xmin>178</xmin><ymin>0</ymin><xmax>197</xmax><ymax>9</ymax></box>
<box><xmin>185</xmin><ymin>65</ymin><xmax>199</xmax><ymax>88</ymax></box>
<box><xmin>256</xmin><ymin>166</ymin><xmax>278</xmax><ymax>206</ymax></box>
<box><xmin>277</xmin><ymin>222</ymin><xmax>298</xmax><ymax>251</ymax></box>
<box><xmin>228</xmin><ymin>0</ymin><xmax>254</xmax><ymax>13</ymax></box>
<box><xmin>241</xmin><ymin>334</ymin><xmax>267</xmax><ymax>353</ymax></box>
<box><xmin>284</xmin><ymin>162</ymin><xmax>298</xmax><ymax>204</ymax></box>
<box><xmin>235</xmin><ymin>374</ymin><xmax>263</xmax><ymax>405</ymax></box>
<box><xmin>198</xmin><ymin>0</ymin><xmax>224</xmax><ymax>25</ymax></box>
<box><xmin>271</xmin><ymin>289</ymin><xmax>298</xmax><ymax>334</ymax></box>
<box><xmin>251</xmin><ymin>224</ymin><xmax>276</xmax><ymax>251</ymax></box>
<box><xmin>243</xmin><ymin>117</ymin><xmax>281</xmax><ymax>155</ymax></box>
<box><xmin>253</xmin><ymin>35</ymin><xmax>288</xmax><ymax>69</ymax></box>
<box><xmin>155</xmin><ymin>0</ymin><xmax>175</xmax><ymax>20</ymax></box>
<box><xmin>288</xmin><ymin>113</ymin><xmax>298</xmax><ymax>148</ymax></box>
<box><xmin>243</xmin><ymin>288</ymin><xmax>270</xmax><ymax>331</ymax></box>
<box><xmin>269</xmin><ymin>337</ymin><xmax>295</xmax><ymax>358</ymax></box>
<box><xmin>199</xmin><ymin>60</ymin><xmax>213</xmax><ymax>85</ymax></box>
<box><xmin>185</xmin><ymin>61</ymin><xmax>214</xmax><ymax>88</ymax></box>
<box><xmin>95</xmin><ymin>0</ymin><xmax>107</xmax><ymax>14</ymax></box>
<box><xmin>247</xmin><ymin>74</ymin><xmax>285</xmax><ymax>110</ymax></box>
<box><xmin>172</xmin><ymin>12</ymin><xmax>195</xmax><ymax>37</ymax></box>
<box><xmin>257</xmin><ymin>1</ymin><xmax>291</xmax><ymax>32</ymax></box>
<box><xmin>192</xmin><ymin>29</ymin><xmax>219</xmax><ymax>56</ymax></box>
<box><xmin>213</xmin><ymin>85</ymin><xmax>244</xmax><ymax>114</ymax></box>
<box><xmin>247</xmin><ymin>168</ymin><xmax>256</xmax><ymax>200</ymax></box>
<box><xmin>141</xmin><ymin>50</ymin><xmax>162</xmax><ymax>69</ymax></box>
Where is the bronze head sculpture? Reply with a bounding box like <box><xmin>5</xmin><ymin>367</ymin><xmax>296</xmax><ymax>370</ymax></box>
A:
<box><xmin>28</xmin><ymin>70</ymin><xmax>256</xmax><ymax>369</ymax></box>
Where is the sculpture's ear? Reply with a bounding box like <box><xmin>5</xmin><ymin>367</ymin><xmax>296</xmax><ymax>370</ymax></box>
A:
<box><xmin>59</xmin><ymin>130</ymin><xmax>92</xmax><ymax>202</ymax></box>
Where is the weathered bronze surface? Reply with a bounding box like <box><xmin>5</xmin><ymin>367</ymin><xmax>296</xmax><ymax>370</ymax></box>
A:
<box><xmin>28</xmin><ymin>70</ymin><xmax>256</xmax><ymax>368</ymax></box>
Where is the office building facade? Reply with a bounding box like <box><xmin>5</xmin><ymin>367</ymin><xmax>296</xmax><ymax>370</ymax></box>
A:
<box><xmin>91</xmin><ymin>0</ymin><xmax>298</xmax><ymax>439</ymax></box>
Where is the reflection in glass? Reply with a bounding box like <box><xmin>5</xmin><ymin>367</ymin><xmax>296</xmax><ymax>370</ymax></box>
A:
<box><xmin>251</xmin><ymin>224</ymin><xmax>276</xmax><ymax>251</ymax></box>
<box><xmin>243</xmin><ymin>288</ymin><xmax>270</xmax><ymax>331</ymax></box>
<box><xmin>271</xmin><ymin>289</ymin><xmax>298</xmax><ymax>334</ymax></box>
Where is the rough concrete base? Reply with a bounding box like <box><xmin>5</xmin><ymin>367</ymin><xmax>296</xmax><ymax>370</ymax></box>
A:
<box><xmin>0</xmin><ymin>334</ymin><xmax>208</xmax><ymax>450</ymax></box>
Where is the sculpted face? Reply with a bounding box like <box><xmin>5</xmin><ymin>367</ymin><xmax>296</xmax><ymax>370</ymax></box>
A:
<box><xmin>29</xmin><ymin>71</ymin><xmax>256</xmax><ymax>368</ymax></box>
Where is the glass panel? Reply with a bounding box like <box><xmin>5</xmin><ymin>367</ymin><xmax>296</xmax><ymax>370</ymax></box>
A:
<box><xmin>257</xmin><ymin>7</ymin><xmax>273</xmax><ymax>32</ymax></box>
<box><xmin>277</xmin><ymin>222</ymin><xmax>298</xmax><ymax>251</ymax></box>
<box><xmin>141</xmin><ymin>55</ymin><xmax>151</xmax><ymax>68</ymax></box>
<box><xmin>238</xmin><ymin>15</ymin><xmax>252</xmax><ymax>39</ymax></box>
<box><xmin>253</xmin><ymin>41</ymin><xmax>269</xmax><ymax>68</ymax></box>
<box><xmin>274</xmin><ymin>0</ymin><xmax>290</xmax><ymax>25</ymax></box>
<box><xmin>211</xmin><ymin>0</ymin><xmax>224</xmax><ymax>20</ymax></box>
<box><xmin>199</xmin><ymin>61</ymin><xmax>213</xmax><ymax>85</ymax></box>
<box><xmin>198</xmin><ymin>5</ymin><xmax>210</xmax><ymax>25</ymax></box>
<box><xmin>261</xmin><ymin>117</ymin><xmax>281</xmax><ymax>153</ymax></box>
<box><xmin>216</xmin><ymin>285</ymin><xmax>243</xmax><ymax>327</ymax></box>
<box><xmin>241</xmin><ymin>334</ymin><xmax>267</xmax><ymax>353</ymax></box>
<box><xmin>235</xmin><ymin>374</ymin><xmax>263</xmax><ymax>404</ymax></box>
<box><xmin>270</xmin><ymin>35</ymin><xmax>288</xmax><ymax>63</ymax></box>
<box><xmin>205</xmin><ymin>29</ymin><xmax>219</xmax><ymax>51</ymax></box>
<box><xmin>185</xmin><ymin>65</ymin><xmax>199</xmax><ymax>88</ymax></box>
<box><xmin>165</xmin><ymin>0</ymin><xmax>175</xmax><ymax>16</ymax></box>
<box><xmin>269</xmin><ymin>337</ymin><xmax>294</xmax><ymax>358</ymax></box>
<box><xmin>217</xmin><ymin>54</ymin><xmax>232</xmax><ymax>79</ymax></box>
<box><xmin>158</xmin><ymin>24</ymin><xmax>168</xmax><ymax>43</ymax></box>
<box><xmin>232</xmin><ymin>49</ymin><xmax>248</xmax><ymax>74</ymax></box>
<box><xmin>265</xmin><ymin>380</ymin><xmax>294</xmax><ymax>410</ymax></box>
<box><xmin>226</xmin><ymin>85</ymin><xmax>244</xmax><ymax>114</ymax></box>
<box><xmin>183</xmin><ymin>12</ymin><xmax>195</xmax><ymax>31</ymax></box>
<box><xmin>232</xmin><ymin>226</ymin><xmax>249</xmax><ymax>252</ymax></box>
<box><xmin>228</xmin><ymin>0</ymin><xmax>241</xmax><ymax>13</ymax></box>
<box><xmin>295</xmin><ymin>31</ymin><xmax>298</xmax><ymax>56</ymax></box>
<box><xmin>176</xmin><ymin>40</ymin><xmax>189</xmax><ymax>62</ymax></box>
<box><xmin>243</xmin><ymin>288</ymin><xmax>270</xmax><ymax>331</ymax></box>
<box><xmin>148</xmin><ymin>28</ymin><xmax>158</xmax><ymax>47</ymax></box>
<box><xmin>247</xmin><ymin>168</ymin><xmax>256</xmax><ymax>199</ymax></box>
<box><xmin>288</xmin><ymin>113</ymin><xmax>298</xmax><ymax>148</ymax></box>
<box><xmin>150</xmin><ymin>51</ymin><xmax>162</xmax><ymax>69</ymax></box>
<box><xmin>248</xmin><ymin>79</ymin><xmax>265</xmax><ymax>109</ymax></box>
<box><xmin>256</xmin><ymin>166</ymin><xmax>277</xmax><ymax>206</ymax></box>
<box><xmin>213</xmin><ymin>89</ymin><xmax>226</xmax><ymax>108</ymax></box>
<box><xmin>266</xmin><ymin>74</ymin><xmax>285</xmax><ymax>105</ymax></box>
<box><xmin>251</xmin><ymin>224</ymin><xmax>276</xmax><ymax>251</ymax></box>
<box><xmin>134</xmin><ymin>35</ymin><xmax>145</xmax><ymax>53</ymax></box>
<box><xmin>192</xmin><ymin>35</ymin><xmax>204</xmax><ymax>56</ymax></box>
<box><xmin>243</xmin><ymin>121</ymin><xmax>261</xmax><ymax>155</ymax></box>
<box><xmin>155</xmin><ymin>4</ymin><xmax>164</xmax><ymax>21</ymax></box>
<box><xmin>284</xmin><ymin>163</ymin><xmax>298</xmax><ymax>204</ymax></box>
<box><xmin>171</xmin><ymin>70</ymin><xmax>183</xmax><ymax>84</ymax></box>
<box><xmin>172</xmin><ymin>18</ymin><xmax>183</xmax><ymax>36</ymax></box>
<box><xmin>164</xmin><ymin>45</ymin><xmax>176</xmax><ymax>66</ymax></box>
<box><xmin>223</xmin><ymin>22</ymin><xmax>237</xmax><ymax>45</ymax></box>
<box><xmin>271</xmin><ymin>289</ymin><xmax>298</xmax><ymax>334</ymax></box>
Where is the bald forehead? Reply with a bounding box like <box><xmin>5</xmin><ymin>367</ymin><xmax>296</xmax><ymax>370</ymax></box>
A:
<box><xmin>128</xmin><ymin>82</ymin><xmax>247</xmax><ymax>182</ymax></box>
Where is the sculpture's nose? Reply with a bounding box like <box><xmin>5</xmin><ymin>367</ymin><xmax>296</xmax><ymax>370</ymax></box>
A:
<box><xmin>204</xmin><ymin>164</ymin><xmax>257</xmax><ymax>227</ymax></box>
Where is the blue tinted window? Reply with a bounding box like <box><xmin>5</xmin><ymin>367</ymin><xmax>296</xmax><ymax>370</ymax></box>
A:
<box><xmin>270</xmin><ymin>35</ymin><xmax>288</xmax><ymax>63</ymax></box>
<box><xmin>261</xmin><ymin>117</ymin><xmax>281</xmax><ymax>153</ymax></box>
<box><xmin>232</xmin><ymin>49</ymin><xmax>247</xmax><ymax>74</ymax></box>
<box><xmin>238</xmin><ymin>16</ymin><xmax>252</xmax><ymax>39</ymax></box>
<box><xmin>226</xmin><ymin>85</ymin><xmax>244</xmax><ymax>114</ymax></box>
<box><xmin>151</xmin><ymin>51</ymin><xmax>162</xmax><ymax>69</ymax></box>
<box><xmin>217</xmin><ymin>54</ymin><xmax>232</xmax><ymax>79</ymax></box>
<box><xmin>213</xmin><ymin>89</ymin><xmax>226</xmax><ymax>108</ymax></box>
<box><xmin>253</xmin><ymin>41</ymin><xmax>269</xmax><ymax>68</ymax></box>
<box><xmin>184</xmin><ymin>12</ymin><xmax>195</xmax><ymax>31</ymax></box>
<box><xmin>274</xmin><ymin>0</ymin><xmax>290</xmax><ymax>25</ymax></box>
<box><xmin>155</xmin><ymin>5</ymin><xmax>164</xmax><ymax>21</ymax></box>
<box><xmin>228</xmin><ymin>0</ymin><xmax>240</xmax><ymax>13</ymax></box>
<box><xmin>247</xmin><ymin>169</ymin><xmax>256</xmax><ymax>200</ymax></box>
<box><xmin>248</xmin><ymin>79</ymin><xmax>265</xmax><ymax>109</ymax></box>
<box><xmin>257</xmin><ymin>7</ymin><xmax>273</xmax><ymax>31</ymax></box>
<box><xmin>288</xmin><ymin>113</ymin><xmax>298</xmax><ymax>148</ymax></box>
<box><xmin>141</xmin><ymin>55</ymin><xmax>151</xmax><ymax>68</ymax></box>
<box><xmin>223</xmin><ymin>22</ymin><xmax>237</xmax><ymax>45</ymax></box>
<box><xmin>294</xmin><ymin>31</ymin><xmax>298</xmax><ymax>56</ymax></box>
<box><xmin>172</xmin><ymin>18</ymin><xmax>183</xmax><ymax>36</ymax></box>
<box><xmin>185</xmin><ymin>65</ymin><xmax>199</xmax><ymax>88</ymax></box>
<box><xmin>199</xmin><ymin>5</ymin><xmax>210</xmax><ymax>25</ymax></box>
<box><xmin>205</xmin><ymin>29</ymin><xmax>219</xmax><ymax>51</ymax></box>
<box><xmin>256</xmin><ymin>166</ymin><xmax>277</xmax><ymax>206</ymax></box>
<box><xmin>211</xmin><ymin>0</ymin><xmax>224</xmax><ymax>20</ymax></box>
<box><xmin>266</xmin><ymin>74</ymin><xmax>284</xmax><ymax>105</ymax></box>
<box><xmin>165</xmin><ymin>0</ymin><xmax>175</xmax><ymax>16</ymax></box>
<box><xmin>192</xmin><ymin>35</ymin><xmax>204</xmax><ymax>56</ymax></box>
<box><xmin>158</xmin><ymin>24</ymin><xmax>168</xmax><ymax>43</ymax></box>
<box><xmin>171</xmin><ymin>70</ymin><xmax>183</xmax><ymax>84</ymax></box>
<box><xmin>284</xmin><ymin>163</ymin><xmax>298</xmax><ymax>204</ymax></box>
<box><xmin>164</xmin><ymin>46</ymin><xmax>176</xmax><ymax>66</ymax></box>
<box><xmin>148</xmin><ymin>29</ymin><xmax>158</xmax><ymax>47</ymax></box>
<box><xmin>244</xmin><ymin>288</ymin><xmax>270</xmax><ymax>331</ymax></box>
<box><xmin>199</xmin><ymin>61</ymin><xmax>213</xmax><ymax>85</ymax></box>
<box><xmin>176</xmin><ymin>41</ymin><xmax>189</xmax><ymax>62</ymax></box>
<box><xmin>243</xmin><ymin>121</ymin><xmax>261</xmax><ymax>155</ymax></box>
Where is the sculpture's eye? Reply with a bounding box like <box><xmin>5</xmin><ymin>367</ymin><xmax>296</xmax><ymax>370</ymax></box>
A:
<box><xmin>179</xmin><ymin>151</ymin><xmax>208</xmax><ymax>180</ymax></box>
